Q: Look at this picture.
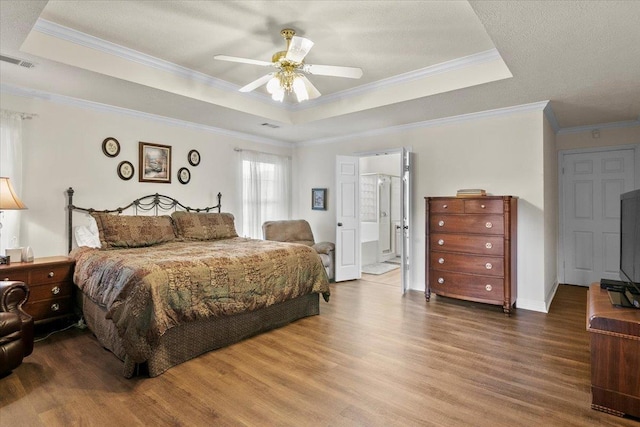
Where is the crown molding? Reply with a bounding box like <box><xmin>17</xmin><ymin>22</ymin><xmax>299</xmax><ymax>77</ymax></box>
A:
<box><xmin>557</xmin><ymin>118</ymin><xmax>640</xmax><ymax>135</ymax></box>
<box><xmin>0</xmin><ymin>83</ymin><xmax>290</xmax><ymax>148</ymax></box>
<box><xmin>297</xmin><ymin>101</ymin><xmax>550</xmax><ymax>147</ymax></box>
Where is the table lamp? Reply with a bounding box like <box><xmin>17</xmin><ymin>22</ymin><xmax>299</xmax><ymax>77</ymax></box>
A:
<box><xmin>0</xmin><ymin>176</ymin><xmax>27</xmax><ymax>264</ymax></box>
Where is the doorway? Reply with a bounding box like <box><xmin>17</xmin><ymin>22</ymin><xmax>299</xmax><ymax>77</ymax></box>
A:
<box><xmin>559</xmin><ymin>146</ymin><xmax>637</xmax><ymax>286</ymax></box>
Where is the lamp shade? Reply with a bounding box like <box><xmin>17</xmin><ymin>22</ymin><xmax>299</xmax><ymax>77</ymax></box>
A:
<box><xmin>0</xmin><ymin>177</ymin><xmax>27</xmax><ymax>210</ymax></box>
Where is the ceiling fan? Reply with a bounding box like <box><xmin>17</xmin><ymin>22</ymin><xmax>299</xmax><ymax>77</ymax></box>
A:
<box><xmin>214</xmin><ymin>29</ymin><xmax>363</xmax><ymax>102</ymax></box>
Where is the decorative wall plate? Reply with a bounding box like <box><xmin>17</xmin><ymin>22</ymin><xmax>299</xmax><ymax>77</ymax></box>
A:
<box><xmin>178</xmin><ymin>167</ymin><xmax>191</xmax><ymax>184</ymax></box>
<box><xmin>188</xmin><ymin>149</ymin><xmax>200</xmax><ymax>166</ymax></box>
<box><xmin>117</xmin><ymin>161</ymin><xmax>134</xmax><ymax>180</ymax></box>
<box><xmin>102</xmin><ymin>137</ymin><xmax>120</xmax><ymax>157</ymax></box>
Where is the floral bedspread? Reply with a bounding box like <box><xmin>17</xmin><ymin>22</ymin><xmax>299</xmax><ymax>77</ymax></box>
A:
<box><xmin>71</xmin><ymin>238</ymin><xmax>330</xmax><ymax>362</ymax></box>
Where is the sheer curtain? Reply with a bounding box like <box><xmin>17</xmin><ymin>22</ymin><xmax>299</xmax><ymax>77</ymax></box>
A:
<box><xmin>0</xmin><ymin>109</ymin><xmax>25</xmax><ymax>251</ymax></box>
<box><xmin>238</xmin><ymin>150</ymin><xmax>291</xmax><ymax>239</ymax></box>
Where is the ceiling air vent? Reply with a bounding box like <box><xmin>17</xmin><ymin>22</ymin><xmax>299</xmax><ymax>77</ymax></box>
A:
<box><xmin>0</xmin><ymin>54</ymin><xmax>35</xmax><ymax>68</ymax></box>
<box><xmin>261</xmin><ymin>123</ymin><xmax>280</xmax><ymax>129</ymax></box>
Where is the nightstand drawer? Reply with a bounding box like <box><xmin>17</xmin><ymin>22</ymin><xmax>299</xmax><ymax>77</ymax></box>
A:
<box><xmin>1</xmin><ymin>271</ymin><xmax>28</xmax><ymax>282</ymax></box>
<box><xmin>29</xmin><ymin>281</ymin><xmax>73</xmax><ymax>301</ymax></box>
<box><xmin>29</xmin><ymin>264</ymin><xmax>73</xmax><ymax>285</ymax></box>
<box><xmin>24</xmin><ymin>296</ymin><xmax>73</xmax><ymax>321</ymax></box>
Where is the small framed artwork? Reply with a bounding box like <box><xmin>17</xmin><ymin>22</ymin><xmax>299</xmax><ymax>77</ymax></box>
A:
<box><xmin>177</xmin><ymin>167</ymin><xmax>191</xmax><ymax>184</ymax></box>
<box><xmin>139</xmin><ymin>142</ymin><xmax>171</xmax><ymax>183</ymax></box>
<box><xmin>117</xmin><ymin>160</ymin><xmax>134</xmax><ymax>181</ymax></box>
<box><xmin>188</xmin><ymin>149</ymin><xmax>201</xmax><ymax>166</ymax></box>
<box><xmin>102</xmin><ymin>137</ymin><xmax>120</xmax><ymax>158</ymax></box>
<box><xmin>312</xmin><ymin>188</ymin><xmax>327</xmax><ymax>210</ymax></box>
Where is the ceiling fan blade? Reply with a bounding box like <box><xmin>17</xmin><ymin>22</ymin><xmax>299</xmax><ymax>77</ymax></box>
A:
<box><xmin>286</xmin><ymin>36</ymin><xmax>314</xmax><ymax>63</ymax></box>
<box><xmin>239</xmin><ymin>74</ymin><xmax>273</xmax><ymax>92</ymax></box>
<box><xmin>300</xmin><ymin>76</ymin><xmax>321</xmax><ymax>100</ymax></box>
<box><xmin>214</xmin><ymin>55</ymin><xmax>272</xmax><ymax>67</ymax></box>
<box><xmin>303</xmin><ymin>63</ymin><xmax>363</xmax><ymax>79</ymax></box>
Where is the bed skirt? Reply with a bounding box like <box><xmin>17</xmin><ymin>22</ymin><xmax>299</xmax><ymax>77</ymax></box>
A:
<box><xmin>80</xmin><ymin>292</ymin><xmax>320</xmax><ymax>378</ymax></box>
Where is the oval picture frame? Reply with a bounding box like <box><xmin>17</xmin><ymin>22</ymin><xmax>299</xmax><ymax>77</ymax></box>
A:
<box><xmin>117</xmin><ymin>160</ymin><xmax>134</xmax><ymax>180</ymax></box>
<box><xmin>102</xmin><ymin>137</ymin><xmax>121</xmax><ymax>158</ymax></box>
<box><xmin>188</xmin><ymin>149</ymin><xmax>201</xmax><ymax>166</ymax></box>
<box><xmin>178</xmin><ymin>167</ymin><xmax>191</xmax><ymax>184</ymax></box>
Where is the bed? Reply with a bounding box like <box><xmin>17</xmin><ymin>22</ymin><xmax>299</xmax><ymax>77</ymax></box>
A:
<box><xmin>66</xmin><ymin>188</ymin><xmax>330</xmax><ymax>377</ymax></box>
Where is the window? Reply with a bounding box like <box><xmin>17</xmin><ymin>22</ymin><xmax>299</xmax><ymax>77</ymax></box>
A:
<box><xmin>239</xmin><ymin>150</ymin><xmax>291</xmax><ymax>238</ymax></box>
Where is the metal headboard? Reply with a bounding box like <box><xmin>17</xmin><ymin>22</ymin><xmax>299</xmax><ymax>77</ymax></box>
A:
<box><xmin>66</xmin><ymin>187</ymin><xmax>222</xmax><ymax>253</ymax></box>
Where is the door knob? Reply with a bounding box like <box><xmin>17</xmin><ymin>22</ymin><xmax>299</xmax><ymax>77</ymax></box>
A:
<box><xmin>337</xmin><ymin>222</ymin><xmax>343</xmax><ymax>226</ymax></box>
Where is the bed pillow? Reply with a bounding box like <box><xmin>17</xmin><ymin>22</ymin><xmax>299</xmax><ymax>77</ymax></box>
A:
<box><xmin>171</xmin><ymin>211</ymin><xmax>238</xmax><ymax>240</ymax></box>
<box><xmin>74</xmin><ymin>216</ymin><xmax>101</xmax><ymax>248</ymax></box>
<box><xmin>91</xmin><ymin>213</ymin><xmax>177</xmax><ymax>249</ymax></box>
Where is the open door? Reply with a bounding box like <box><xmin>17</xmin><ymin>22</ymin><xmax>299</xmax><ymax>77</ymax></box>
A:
<box><xmin>335</xmin><ymin>155</ymin><xmax>360</xmax><ymax>282</ymax></box>
<box><xmin>401</xmin><ymin>148</ymin><xmax>413</xmax><ymax>294</ymax></box>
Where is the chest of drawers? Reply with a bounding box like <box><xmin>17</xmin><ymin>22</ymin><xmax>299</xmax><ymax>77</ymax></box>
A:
<box><xmin>425</xmin><ymin>196</ymin><xmax>517</xmax><ymax>315</ymax></box>
<box><xmin>0</xmin><ymin>256</ymin><xmax>75</xmax><ymax>323</ymax></box>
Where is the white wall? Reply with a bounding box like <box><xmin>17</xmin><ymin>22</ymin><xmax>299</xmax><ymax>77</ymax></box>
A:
<box><xmin>542</xmin><ymin>116</ymin><xmax>559</xmax><ymax>311</ymax></box>
<box><xmin>1</xmin><ymin>93</ymin><xmax>292</xmax><ymax>257</ymax></box>
<box><xmin>295</xmin><ymin>110</ymin><xmax>549</xmax><ymax>311</ymax></box>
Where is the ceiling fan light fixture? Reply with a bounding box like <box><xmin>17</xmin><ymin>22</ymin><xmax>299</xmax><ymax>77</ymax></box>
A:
<box><xmin>286</xmin><ymin>36</ymin><xmax>314</xmax><ymax>63</ymax></box>
<box><xmin>266</xmin><ymin>76</ymin><xmax>280</xmax><ymax>94</ymax></box>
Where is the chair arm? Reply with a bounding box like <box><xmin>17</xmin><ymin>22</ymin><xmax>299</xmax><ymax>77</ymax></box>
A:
<box><xmin>312</xmin><ymin>242</ymin><xmax>335</xmax><ymax>255</ymax></box>
<box><xmin>0</xmin><ymin>281</ymin><xmax>33</xmax><ymax>356</ymax></box>
<box><xmin>0</xmin><ymin>311</ymin><xmax>22</xmax><ymax>336</ymax></box>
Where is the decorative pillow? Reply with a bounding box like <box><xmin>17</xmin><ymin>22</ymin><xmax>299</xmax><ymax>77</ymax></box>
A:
<box><xmin>74</xmin><ymin>216</ymin><xmax>101</xmax><ymax>248</ymax></box>
<box><xmin>171</xmin><ymin>211</ymin><xmax>238</xmax><ymax>240</ymax></box>
<box><xmin>91</xmin><ymin>213</ymin><xmax>177</xmax><ymax>249</ymax></box>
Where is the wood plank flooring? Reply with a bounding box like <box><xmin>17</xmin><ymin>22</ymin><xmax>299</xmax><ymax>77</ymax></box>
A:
<box><xmin>1</xmin><ymin>273</ymin><xmax>637</xmax><ymax>426</ymax></box>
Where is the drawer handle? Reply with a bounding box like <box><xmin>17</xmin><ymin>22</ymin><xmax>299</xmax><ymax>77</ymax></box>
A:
<box><xmin>51</xmin><ymin>286</ymin><xmax>60</xmax><ymax>295</ymax></box>
<box><xmin>438</xmin><ymin>239</ymin><xmax>444</xmax><ymax>246</ymax></box>
<box><xmin>438</xmin><ymin>277</ymin><xmax>445</xmax><ymax>284</ymax></box>
<box><xmin>51</xmin><ymin>303</ymin><xmax>60</xmax><ymax>312</ymax></box>
<box><xmin>481</xmin><ymin>204</ymin><xmax>486</xmax><ymax>209</ymax></box>
<box><xmin>442</xmin><ymin>204</ymin><xmax>448</xmax><ymax>209</ymax></box>
<box><xmin>438</xmin><ymin>258</ymin><xmax>445</xmax><ymax>264</ymax></box>
<box><xmin>485</xmin><ymin>284</ymin><xmax>493</xmax><ymax>291</ymax></box>
<box><xmin>485</xmin><ymin>222</ymin><xmax>493</xmax><ymax>229</ymax></box>
<box><xmin>485</xmin><ymin>263</ymin><xmax>493</xmax><ymax>270</ymax></box>
<box><xmin>485</xmin><ymin>242</ymin><xmax>493</xmax><ymax>249</ymax></box>
<box><xmin>48</xmin><ymin>271</ymin><xmax>55</xmax><ymax>278</ymax></box>
<box><xmin>438</xmin><ymin>220</ymin><xmax>445</xmax><ymax>227</ymax></box>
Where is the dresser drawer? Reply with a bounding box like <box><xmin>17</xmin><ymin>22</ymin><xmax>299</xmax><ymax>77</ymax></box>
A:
<box><xmin>464</xmin><ymin>199</ymin><xmax>504</xmax><ymax>214</ymax></box>
<box><xmin>24</xmin><ymin>297</ymin><xmax>73</xmax><ymax>321</ymax></box>
<box><xmin>430</xmin><ymin>251</ymin><xmax>504</xmax><ymax>277</ymax></box>
<box><xmin>430</xmin><ymin>271</ymin><xmax>504</xmax><ymax>303</ymax></box>
<box><xmin>430</xmin><ymin>214</ymin><xmax>504</xmax><ymax>235</ymax></box>
<box><xmin>28</xmin><ymin>281</ymin><xmax>73</xmax><ymax>302</ymax></box>
<box><xmin>430</xmin><ymin>199</ymin><xmax>464</xmax><ymax>213</ymax></box>
<box><xmin>28</xmin><ymin>264</ymin><xmax>73</xmax><ymax>285</ymax></box>
<box><xmin>431</xmin><ymin>233</ymin><xmax>504</xmax><ymax>256</ymax></box>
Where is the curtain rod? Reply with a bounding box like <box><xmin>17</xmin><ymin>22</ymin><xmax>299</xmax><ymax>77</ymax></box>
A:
<box><xmin>1</xmin><ymin>108</ymin><xmax>38</xmax><ymax>120</ymax></box>
<box><xmin>234</xmin><ymin>147</ymin><xmax>291</xmax><ymax>158</ymax></box>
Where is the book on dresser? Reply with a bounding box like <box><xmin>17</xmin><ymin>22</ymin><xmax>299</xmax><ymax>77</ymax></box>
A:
<box><xmin>425</xmin><ymin>195</ymin><xmax>518</xmax><ymax>315</ymax></box>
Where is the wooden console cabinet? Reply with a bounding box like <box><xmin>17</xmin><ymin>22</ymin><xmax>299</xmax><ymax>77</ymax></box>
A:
<box><xmin>425</xmin><ymin>196</ymin><xmax>517</xmax><ymax>315</ymax></box>
<box><xmin>587</xmin><ymin>284</ymin><xmax>640</xmax><ymax>418</ymax></box>
<box><xmin>0</xmin><ymin>256</ymin><xmax>75</xmax><ymax>323</ymax></box>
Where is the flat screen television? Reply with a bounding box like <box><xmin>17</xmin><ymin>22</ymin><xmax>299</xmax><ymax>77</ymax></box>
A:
<box><xmin>620</xmin><ymin>188</ymin><xmax>640</xmax><ymax>288</ymax></box>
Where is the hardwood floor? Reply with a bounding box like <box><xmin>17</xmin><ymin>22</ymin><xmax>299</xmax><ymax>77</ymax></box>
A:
<box><xmin>1</xmin><ymin>274</ymin><xmax>637</xmax><ymax>426</ymax></box>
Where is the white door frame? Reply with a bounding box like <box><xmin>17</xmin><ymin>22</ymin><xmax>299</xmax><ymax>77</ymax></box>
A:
<box><xmin>557</xmin><ymin>143</ymin><xmax>640</xmax><ymax>284</ymax></box>
<box><xmin>352</xmin><ymin>147</ymin><xmax>413</xmax><ymax>293</ymax></box>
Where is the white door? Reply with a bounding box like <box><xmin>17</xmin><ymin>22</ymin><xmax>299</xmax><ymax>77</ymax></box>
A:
<box><xmin>335</xmin><ymin>155</ymin><xmax>360</xmax><ymax>282</ymax></box>
<box><xmin>562</xmin><ymin>149</ymin><xmax>635</xmax><ymax>286</ymax></box>
<box><xmin>401</xmin><ymin>148</ymin><xmax>413</xmax><ymax>294</ymax></box>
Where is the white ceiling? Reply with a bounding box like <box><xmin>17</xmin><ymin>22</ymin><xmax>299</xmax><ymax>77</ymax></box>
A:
<box><xmin>1</xmin><ymin>1</ymin><xmax>639</xmax><ymax>145</ymax></box>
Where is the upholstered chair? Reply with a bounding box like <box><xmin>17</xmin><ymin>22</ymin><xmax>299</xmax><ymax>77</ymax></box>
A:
<box><xmin>0</xmin><ymin>281</ymin><xmax>33</xmax><ymax>376</ymax></box>
<box><xmin>262</xmin><ymin>220</ymin><xmax>335</xmax><ymax>281</ymax></box>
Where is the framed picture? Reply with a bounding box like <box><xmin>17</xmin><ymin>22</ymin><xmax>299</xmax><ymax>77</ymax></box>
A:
<box><xmin>139</xmin><ymin>142</ymin><xmax>171</xmax><ymax>183</ymax></box>
<box><xmin>312</xmin><ymin>188</ymin><xmax>327</xmax><ymax>210</ymax></box>
<box><xmin>102</xmin><ymin>137</ymin><xmax>120</xmax><ymax>158</ymax></box>
<box><xmin>188</xmin><ymin>149</ymin><xmax>200</xmax><ymax>166</ymax></box>
<box><xmin>177</xmin><ymin>167</ymin><xmax>191</xmax><ymax>184</ymax></box>
<box><xmin>117</xmin><ymin>160</ymin><xmax>134</xmax><ymax>180</ymax></box>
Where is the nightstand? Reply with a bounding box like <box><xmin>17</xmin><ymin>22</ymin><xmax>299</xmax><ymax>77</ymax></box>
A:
<box><xmin>0</xmin><ymin>256</ymin><xmax>75</xmax><ymax>323</ymax></box>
